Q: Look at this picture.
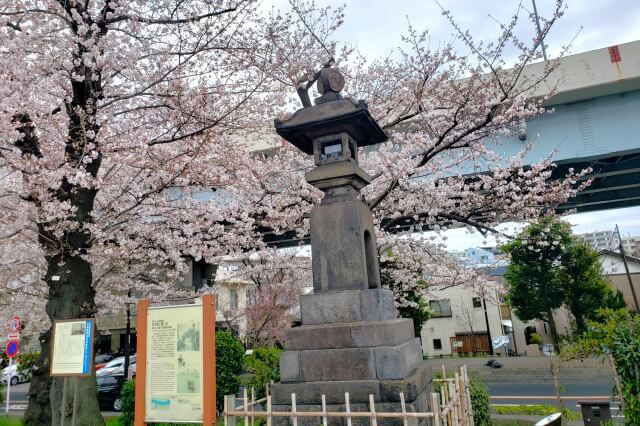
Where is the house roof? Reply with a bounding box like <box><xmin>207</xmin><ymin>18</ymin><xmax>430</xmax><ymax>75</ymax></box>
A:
<box><xmin>599</xmin><ymin>249</ymin><xmax>640</xmax><ymax>265</ymax></box>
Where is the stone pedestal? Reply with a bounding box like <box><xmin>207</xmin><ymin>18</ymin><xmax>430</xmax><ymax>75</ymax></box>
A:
<box><xmin>272</xmin><ymin>289</ymin><xmax>432</xmax><ymax>426</ymax></box>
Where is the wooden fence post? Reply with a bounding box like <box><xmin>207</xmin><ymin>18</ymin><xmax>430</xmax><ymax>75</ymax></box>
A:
<box><xmin>202</xmin><ymin>294</ymin><xmax>216</xmax><ymax>425</ymax></box>
<box><xmin>431</xmin><ymin>393</ymin><xmax>441</xmax><ymax>426</ymax></box>
<box><xmin>134</xmin><ymin>299</ymin><xmax>149</xmax><ymax>426</ymax></box>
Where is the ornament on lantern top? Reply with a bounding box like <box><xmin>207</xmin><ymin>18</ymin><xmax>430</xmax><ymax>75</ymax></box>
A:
<box><xmin>274</xmin><ymin>66</ymin><xmax>388</xmax><ymax>197</ymax></box>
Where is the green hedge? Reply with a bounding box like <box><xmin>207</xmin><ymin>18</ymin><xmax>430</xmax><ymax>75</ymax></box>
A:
<box><xmin>433</xmin><ymin>372</ymin><xmax>491</xmax><ymax>426</ymax></box>
<box><xmin>468</xmin><ymin>377</ymin><xmax>491</xmax><ymax>426</ymax></box>
<box><xmin>243</xmin><ymin>347</ymin><xmax>282</xmax><ymax>399</ymax></box>
<box><xmin>215</xmin><ymin>330</ymin><xmax>245</xmax><ymax>411</ymax></box>
<box><xmin>119</xmin><ymin>379</ymin><xmax>135</xmax><ymax>426</ymax></box>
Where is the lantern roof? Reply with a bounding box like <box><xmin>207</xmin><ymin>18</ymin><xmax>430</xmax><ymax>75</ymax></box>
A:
<box><xmin>275</xmin><ymin>98</ymin><xmax>387</xmax><ymax>155</ymax></box>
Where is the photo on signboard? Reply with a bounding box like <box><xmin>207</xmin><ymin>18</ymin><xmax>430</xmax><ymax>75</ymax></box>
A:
<box><xmin>177</xmin><ymin>321</ymin><xmax>200</xmax><ymax>352</ymax></box>
<box><xmin>177</xmin><ymin>370</ymin><xmax>200</xmax><ymax>394</ymax></box>
<box><xmin>71</xmin><ymin>322</ymin><xmax>86</xmax><ymax>336</ymax></box>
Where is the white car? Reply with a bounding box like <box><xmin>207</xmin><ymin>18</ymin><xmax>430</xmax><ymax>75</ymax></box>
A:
<box><xmin>1</xmin><ymin>364</ymin><xmax>29</xmax><ymax>386</ymax></box>
<box><xmin>96</xmin><ymin>355</ymin><xmax>136</xmax><ymax>377</ymax></box>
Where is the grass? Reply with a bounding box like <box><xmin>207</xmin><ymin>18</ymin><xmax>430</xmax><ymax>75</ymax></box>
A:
<box><xmin>492</xmin><ymin>404</ymin><xmax>581</xmax><ymax>421</ymax></box>
<box><xmin>0</xmin><ymin>417</ymin><xmax>23</xmax><ymax>426</ymax></box>
<box><xmin>104</xmin><ymin>417</ymin><xmax>225</xmax><ymax>426</ymax></box>
<box><xmin>491</xmin><ymin>419</ymin><xmax>536</xmax><ymax>426</ymax></box>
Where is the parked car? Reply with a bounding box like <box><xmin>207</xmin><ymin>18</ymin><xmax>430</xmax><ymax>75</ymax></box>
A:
<box><xmin>96</xmin><ymin>374</ymin><xmax>126</xmax><ymax>411</ymax></box>
<box><xmin>95</xmin><ymin>353</ymin><xmax>115</xmax><ymax>371</ymax></box>
<box><xmin>0</xmin><ymin>364</ymin><xmax>30</xmax><ymax>385</ymax></box>
<box><xmin>97</xmin><ymin>355</ymin><xmax>136</xmax><ymax>377</ymax></box>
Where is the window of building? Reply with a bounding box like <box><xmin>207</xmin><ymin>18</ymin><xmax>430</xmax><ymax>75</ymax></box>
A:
<box><xmin>472</xmin><ymin>297</ymin><xmax>482</xmax><ymax>308</ymax></box>
<box><xmin>429</xmin><ymin>299</ymin><xmax>452</xmax><ymax>317</ymax></box>
<box><xmin>433</xmin><ymin>339</ymin><xmax>442</xmax><ymax>350</ymax></box>
<box><xmin>229</xmin><ymin>289</ymin><xmax>238</xmax><ymax>309</ymax></box>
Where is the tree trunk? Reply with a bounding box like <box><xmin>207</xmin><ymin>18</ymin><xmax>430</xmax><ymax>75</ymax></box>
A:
<box><xmin>547</xmin><ymin>308</ymin><xmax>560</xmax><ymax>347</ymax></box>
<box><xmin>608</xmin><ymin>354</ymin><xmax>626</xmax><ymax>412</ymax></box>
<box><xmin>550</xmin><ymin>355</ymin><xmax>565</xmax><ymax>425</ymax></box>
<box><xmin>569</xmin><ymin>301</ymin><xmax>586</xmax><ymax>333</ymax></box>
<box><xmin>25</xmin><ymin>255</ymin><xmax>104</xmax><ymax>426</ymax></box>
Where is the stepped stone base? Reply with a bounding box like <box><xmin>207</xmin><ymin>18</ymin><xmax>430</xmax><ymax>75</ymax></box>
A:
<box><xmin>272</xmin><ymin>389</ymin><xmax>430</xmax><ymax>426</ymax></box>
<box><xmin>300</xmin><ymin>289</ymin><xmax>397</xmax><ymax>325</ymax></box>
<box><xmin>273</xmin><ymin>362</ymin><xmax>432</xmax><ymax>405</ymax></box>
<box><xmin>273</xmin><ymin>289</ymin><xmax>432</xmax><ymax>426</ymax></box>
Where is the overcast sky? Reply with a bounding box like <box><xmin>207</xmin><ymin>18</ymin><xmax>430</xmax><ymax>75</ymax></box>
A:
<box><xmin>267</xmin><ymin>0</ymin><xmax>640</xmax><ymax>249</ymax></box>
<box><xmin>267</xmin><ymin>0</ymin><xmax>640</xmax><ymax>60</ymax></box>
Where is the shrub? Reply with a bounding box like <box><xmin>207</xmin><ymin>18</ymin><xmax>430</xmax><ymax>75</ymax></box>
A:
<box><xmin>493</xmin><ymin>404</ymin><xmax>580</xmax><ymax>421</ymax></box>
<box><xmin>17</xmin><ymin>351</ymin><xmax>39</xmax><ymax>378</ymax></box>
<box><xmin>468</xmin><ymin>377</ymin><xmax>491</xmax><ymax>426</ymax></box>
<box><xmin>243</xmin><ymin>347</ymin><xmax>283</xmax><ymax>398</ymax></box>
<box><xmin>529</xmin><ymin>333</ymin><xmax>543</xmax><ymax>345</ymax></box>
<box><xmin>433</xmin><ymin>371</ymin><xmax>491</xmax><ymax>425</ymax></box>
<box><xmin>216</xmin><ymin>330</ymin><xmax>245</xmax><ymax>412</ymax></box>
<box><xmin>119</xmin><ymin>379</ymin><xmax>135</xmax><ymax>426</ymax></box>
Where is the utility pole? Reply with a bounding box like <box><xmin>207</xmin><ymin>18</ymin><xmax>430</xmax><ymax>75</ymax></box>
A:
<box><xmin>615</xmin><ymin>225</ymin><xmax>640</xmax><ymax>313</ymax></box>
<box><xmin>123</xmin><ymin>288</ymin><xmax>131</xmax><ymax>380</ymax></box>
<box><xmin>532</xmin><ymin>0</ymin><xmax>548</xmax><ymax>61</ymax></box>
<box><xmin>482</xmin><ymin>295</ymin><xmax>494</xmax><ymax>355</ymax></box>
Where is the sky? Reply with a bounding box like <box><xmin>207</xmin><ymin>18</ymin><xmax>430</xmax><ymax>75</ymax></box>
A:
<box><xmin>265</xmin><ymin>0</ymin><xmax>640</xmax><ymax>61</ymax></box>
<box><xmin>266</xmin><ymin>0</ymin><xmax>640</xmax><ymax>250</ymax></box>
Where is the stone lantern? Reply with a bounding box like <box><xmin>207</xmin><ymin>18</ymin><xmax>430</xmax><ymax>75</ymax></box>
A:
<box><xmin>272</xmin><ymin>67</ymin><xmax>431</xmax><ymax>425</ymax></box>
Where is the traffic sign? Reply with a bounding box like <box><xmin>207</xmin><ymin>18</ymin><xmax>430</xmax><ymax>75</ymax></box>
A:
<box><xmin>5</xmin><ymin>340</ymin><xmax>19</xmax><ymax>358</ymax></box>
<box><xmin>7</xmin><ymin>316</ymin><xmax>20</xmax><ymax>334</ymax></box>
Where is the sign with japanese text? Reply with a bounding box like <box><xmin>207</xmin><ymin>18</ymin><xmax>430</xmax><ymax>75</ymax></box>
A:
<box><xmin>145</xmin><ymin>304</ymin><xmax>204</xmax><ymax>423</ymax></box>
<box><xmin>50</xmin><ymin>318</ymin><xmax>95</xmax><ymax>376</ymax></box>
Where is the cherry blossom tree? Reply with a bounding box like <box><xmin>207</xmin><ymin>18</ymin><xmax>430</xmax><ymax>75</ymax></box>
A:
<box><xmin>0</xmin><ymin>0</ymin><xmax>326</xmax><ymax>423</ymax></box>
<box><xmin>0</xmin><ymin>0</ymin><xmax>589</xmax><ymax>423</ymax></box>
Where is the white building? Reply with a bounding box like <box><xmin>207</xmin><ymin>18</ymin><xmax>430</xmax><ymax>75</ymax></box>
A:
<box><xmin>621</xmin><ymin>237</ymin><xmax>640</xmax><ymax>258</ymax></box>
<box><xmin>577</xmin><ymin>230</ymin><xmax>616</xmax><ymax>252</ymax></box>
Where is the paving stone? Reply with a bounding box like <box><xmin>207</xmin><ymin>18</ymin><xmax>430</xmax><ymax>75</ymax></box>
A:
<box><xmin>300</xmin><ymin>290</ymin><xmax>362</xmax><ymax>324</ymax></box>
<box><xmin>374</xmin><ymin>338</ymin><xmax>424</xmax><ymax>380</ymax></box>
<box><xmin>350</xmin><ymin>319</ymin><xmax>414</xmax><ymax>348</ymax></box>
<box><xmin>272</xmin><ymin>391</ymin><xmax>429</xmax><ymax>426</ymax></box>
<box><xmin>359</xmin><ymin>289</ymin><xmax>397</xmax><ymax>321</ymax></box>
<box><xmin>285</xmin><ymin>322</ymin><xmax>355</xmax><ymax>350</ymax></box>
<box><xmin>300</xmin><ymin>347</ymin><xmax>377</xmax><ymax>381</ymax></box>
<box><xmin>280</xmin><ymin>351</ymin><xmax>301</xmax><ymax>383</ymax></box>
<box><xmin>271</xmin><ymin>380</ymin><xmax>381</xmax><ymax>405</ymax></box>
<box><xmin>300</xmin><ymin>289</ymin><xmax>398</xmax><ymax>325</ymax></box>
<box><xmin>285</xmin><ymin>318</ymin><xmax>414</xmax><ymax>351</ymax></box>
<box><xmin>379</xmin><ymin>362</ymin><xmax>433</xmax><ymax>402</ymax></box>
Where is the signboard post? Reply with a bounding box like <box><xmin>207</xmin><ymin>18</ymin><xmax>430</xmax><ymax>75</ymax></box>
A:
<box><xmin>134</xmin><ymin>294</ymin><xmax>216</xmax><ymax>425</ymax></box>
<box><xmin>50</xmin><ymin>318</ymin><xmax>95</xmax><ymax>426</ymax></box>
<box><xmin>5</xmin><ymin>315</ymin><xmax>20</xmax><ymax>414</ymax></box>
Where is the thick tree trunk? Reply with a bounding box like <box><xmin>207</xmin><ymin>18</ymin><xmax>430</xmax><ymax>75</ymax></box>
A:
<box><xmin>25</xmin><ymin>255</ymin><xmax>104</xmax><ymax>426</ymax></box>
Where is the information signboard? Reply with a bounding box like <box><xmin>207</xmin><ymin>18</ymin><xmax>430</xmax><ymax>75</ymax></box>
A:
<box><xmin>50</xmin><ymin>318</ymin><xmax>95</xmax><ymax>376</ymax></box>
<box><xmin>145</xmin><ymin>304</ymin><xmax>204</xmax><ymax>423</ymax></box>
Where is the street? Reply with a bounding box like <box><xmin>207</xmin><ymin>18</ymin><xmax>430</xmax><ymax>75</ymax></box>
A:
<box><xmin>5</xmin><ymin>379</ymin><xmax>617</xmax><ymax>414</ymax></box>
<box><xmin>487</xmin><ymin>380</ymin><xmax>616</xmax><ymax>412</ymax></box>
<box><xmin>2</xmin><ymin>382</ymin><xmax>28</xmax><ymax>411</ymax></box>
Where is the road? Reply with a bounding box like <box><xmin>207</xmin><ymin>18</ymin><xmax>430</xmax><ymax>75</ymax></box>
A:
<box><xmin>5</xmin><ymin>380</ymin><xmax>619</xmax><ymax>414</ymax></box>
<box><xmin>487</xmin><ymin>380</ymin><xmax>618</xmax><ymax>413</ymax></box>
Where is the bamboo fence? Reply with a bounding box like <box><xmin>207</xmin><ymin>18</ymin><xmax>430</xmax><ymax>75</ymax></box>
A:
<box><xmin>223</xmin><ymin>365</ymin><xmax>474</xmax><ymax>426</ymax></box>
